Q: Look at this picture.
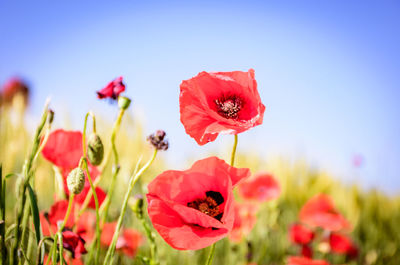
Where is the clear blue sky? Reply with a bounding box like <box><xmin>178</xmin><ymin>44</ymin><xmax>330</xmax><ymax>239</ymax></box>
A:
<box><xmin>1</xmin><ymin>1</ymin><xmax>399</xmax><ymax>193</ymax></box>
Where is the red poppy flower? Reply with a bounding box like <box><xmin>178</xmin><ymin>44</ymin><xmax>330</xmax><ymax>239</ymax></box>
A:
<box><xmin>100</xmin><ymin>222</ymin><xmax>142</xmax><ymax>257</ymax></box>
<box><xmin>42</xmin><ymin>130</ymin><xmax>83</xmax><ymax>170</ymax></box>
<box><xmin>287</xmin><ymin>256</ymin><xmax>330</xmax><ymax>265</ymax></box>
<box><xmin>74</xmin><ymin>185</ymin><xmax>106</xmax><ymax>209</ymax></box>
<box><xmin>147</xmin><ymin>156</ymin><xmax>251</xmax><ymax>250</ymax></box>
<box><xmin>0</xmin><ymin>77</ymin><xmax>29</xmax><ymax>105</ymax></box>
<box><xmin>76</xmin><ymin>211</ymin><xmax>97</xmax><ymax>243</ymax></box>
<box><xmin>40</xmin><ymin>200</ymin><xmax>75</xmax><ymax>235</ymax></box>
<box><xmin>238</xmin><ymin>173</ymin><xmax>280</xmax><ymax>202</ymax></box>
<box><xmin>42</xmin><ymin>129</ymin><xmax>104</xmax><ymax>208</ymax></box>
<box><xmin>289</xmin><ymin>223</ymin><xmax>315</xmax><ymax>245</ymax></box>
<box><xmin>97</xmin><ymin>76</ymin><xmax>125</xmax><ymax>99</ymax></box>
<box><xmin>229</xmin><ymin>202</ymin><xmax>258</xmax><ymax>243</ymax></box>
<box><xmin>301</xmin><ymin>245</ymin><xmax>313</xmax><ymax>258</ymax></box>
<box><xmin>329</xmin><ymin>233</ymin><xmax>358</xmax><ymax>258</ymax></box>
<box><xmin>299</xmin><ymin>194</ymin><xmax>350</xmax><ymax>232</ymax></box>
<box><xmin>62</xmin><ymin>230</ymin><xmax>87</xmax><ymax>259</ymax></box>
<box><xmin>179</xmin><ymin>69</ymin><xmax>265</xmax><ymax>145</ymax></box>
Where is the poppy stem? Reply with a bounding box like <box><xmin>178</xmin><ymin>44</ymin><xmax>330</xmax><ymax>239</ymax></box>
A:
<box><xmin>78</xmin><ymin>108</ymin><xmax>125</xmax><ymax>218</ymax></box>
<box><xmin>98</xmin><ymin>108</ymin><xmax>125</xmax><ymax>221</ymax></box>
<box><xmin>205</xmin><ymin>243</ymin><xmax>216</xmax><ymax>265</ymax></box>
<box><xmin>81</xmin><ymin>158</ymin><xmax>101</xmax><ymax>265</ymax></box>
<box><xmin>230</xmin><ymin>134</ymin><xmax>238</xmax><ymax>166</ymax></box>
<box><xmin>103</xmin><ymin>149</ymin><xmax>158</xmax><ymax>265</ymax></box>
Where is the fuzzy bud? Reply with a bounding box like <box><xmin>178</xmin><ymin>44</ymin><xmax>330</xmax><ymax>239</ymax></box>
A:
<box><xmin>67</xmin><ymin>168</ymin><xmax>85</xmax><ymax>195</ymax></box>
<box><xmin>147</xmin><ymin>130</ymin><xmax>169</xmax><ymax>151</ymax></box>
<box><xmin>87</xmin><ymin>133</ymin><xmax>104</xmax><ymax>166</ymax></box>
<box><xmin>118</xmin><ymin>96</ymin><xmax>131</xmax><ymax>110</ymax></box>
<box><xmin>129</xmin><ymin>196</ymin><xmax>144</xmax><ymax>218</ymax></box>
<box><xmin>47</xmin><ymin>109</ymin><xmax>54</xmax><ymax>124</ymax></box>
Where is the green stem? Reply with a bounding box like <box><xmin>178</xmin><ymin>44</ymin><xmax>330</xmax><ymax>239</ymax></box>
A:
<box><xmin>99</xmin><ymin>109</ymin><xmax>125</xmax><ymax>221</ymax></box>
<box><xmin>230</xmin><ymin>134</ymin><xmax>238</xmax><ymax>167</ymax></box>
<box><xmin>205</xmin><ymin>134</ymin><xmax>238</xmax><ymax>265</ymax></box>
<box><xmin>82</xmin><ymin>158</ymin><xmax>101</xmax><ymax>265</ymax></box>
<box><xmin>205</xmin><ymin>243</ymin><xmax>216</xmax><ymax>265</ymax></box>
<box><xmin>59</xmin><ymin>193</ymin><xmax>74</xmax><ymax>232</ymax></box>
<box><xmin>103</xmin><ymin>150</ymin><xmax>158</xmax><ymax>265</ymax></box>
<box><xmin>78</xmin><ymin>109</ymin><xmax>125</xmax><ymax>218</ymax></box>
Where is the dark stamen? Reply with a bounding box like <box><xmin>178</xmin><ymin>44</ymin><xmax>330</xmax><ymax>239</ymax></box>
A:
<box><xmin>206</xmin><ymin>191</ymin><xmax>224</xmax><ymax>205</ymax></box>
<box><xmin>187</xmin><ymin>192</ymin><xmax>224</xmax><ymax>219</ymax></box>
<box><xmin>215</xmin><ymin>95</ymin><xmax>243</xmax><ymax>119</ymax></box>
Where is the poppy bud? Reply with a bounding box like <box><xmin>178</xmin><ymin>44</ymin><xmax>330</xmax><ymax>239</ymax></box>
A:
<box><xmin>67</xmin><ymin>168</ymin><xmax>85</xmax><ymax>195</ymax></box>
<box><xmin>118</xmin><ymin>96</ymin><xmax>131</xmax><ymax>110</ymax></box>
<box><xmin>87</xmin><ymin>133</ymin><xmax>104</xmax><ymax>166</ymax></box>
<box><xmin>47</xmin><ymin>109</ymin><xmax>54</xmax><ymax>124</ymax></box>
<box><xmin>147</xmin><ymin>130</ymin><xmax>169</xmax><ymax>151</ymax></box>
<box><xmin>129</xmin><ymin>196</ymin><xmax>144</xmax><ymax>218</ymax></box>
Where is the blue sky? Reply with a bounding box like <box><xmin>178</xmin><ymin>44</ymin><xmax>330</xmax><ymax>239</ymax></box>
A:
<box><xmin>1</xmin><ymin>1</ymin><xmax>399</xmax><ymax>192</ymax></box>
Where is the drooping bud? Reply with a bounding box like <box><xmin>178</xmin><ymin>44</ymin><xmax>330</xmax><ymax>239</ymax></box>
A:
<box><xmin>67</xmin><ymin>168</ymin><xmax>85</xmax><ymax>195</ymax></box>
<box><xmin>118</xmin><ymin>96</ymin><xmax>131</xmax><ymax>110</ymax></box>
<box><xmin>87</xmin><ymin>133</ymin><xmax>104</xmax><ymax>166</ymax></box>
<box><xmin>129</xmin><ymin>195</ymin><xmax>144</xmax><ymax>218</ymax></box>
<box><xmin>147</xmin><ymin>130</ymin><xmax>169</xmax><ymax>151</ymax></box>
<box><xmin>47</xmin><ymin>109</ymin><xmax>55</xmax><ymax>124</ymax></box>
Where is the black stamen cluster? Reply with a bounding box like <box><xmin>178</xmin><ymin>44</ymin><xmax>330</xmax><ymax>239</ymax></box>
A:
<box><xmin>147</xmin><ymin>130</ymin><xmax>169</xmax><ymax>151</ymax></box>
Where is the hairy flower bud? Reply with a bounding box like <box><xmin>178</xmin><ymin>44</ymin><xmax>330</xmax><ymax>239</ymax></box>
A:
<box><xmin>147</xmin><ymin>130</ymin><xmax>169</xmax><ymax>151</ymax></box>
<box><xmin>47</xmin><ymin>109</ymin><xmax>54</xmax><ymax>124</ymax></box>
<box><xmin>118</xmin><ymin>96</ymin><xmax>131</xmax><ymax>110</ymax></box>
<box><xmin>87</xmin><ymin>133</ymin><xmax>104</xmax><ymax>166</ymax></box>
<box><xmin>67</xmin><ymin>168</ymin><xmax>85</xmax><ymax>195</ymax></box>
<box><xmin>129</xmin><ymin>196</ymin><xmax>144</xmax><ymax>218</ymax></box>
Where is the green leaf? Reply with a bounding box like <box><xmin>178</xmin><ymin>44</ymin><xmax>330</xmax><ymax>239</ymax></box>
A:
<box><xmin>27</xmin><ymin>184</ymin><xmax>45</xmax><ymax>264</ymax></box>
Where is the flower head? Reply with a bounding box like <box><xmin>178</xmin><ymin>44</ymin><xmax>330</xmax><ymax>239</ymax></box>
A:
<box><xmin>329</xmin><ymin>233</ymin><xmax>358</xmax><ymax>258</ymax></box>
<box><xmin>67</xmin><ymin>168</ymin><xmax>86</xmax><ymax>195</ymax></box>
<box><xmin>179</xmin><ymin>69</ymin><xmax>265</xmax><ymax>145</ymax></box>
<box><xmin>146</xmin><ymin>156</ymin><xmax>250</xmax><ymax>250</ymax></box>
<box><xmin>0</xmin><ymin>77</ymin><xmax>29</xmax><ymax>106</ymax></box>
<box><xmin>101</xmin><ymin>222</ymin><xmax>142</xmax><ymax>257</ymax></box>
<box><xmin>97</xmin><ymin>76</ymin><xmax>125</xmax><ymax>100</ymax></box>
<box><xmin>238</xmin><ymin>173</ymin><xmax>280</xmax><ymax>202</ymax></box>
<box><xmin>289</xmin><ymin>223</ymin><xmax>315</xmax><ymax>245</ymax></box>
<box><xmin>147</xmin><ymin>130</ymin><xmax>169</xmax><ymax>151</ymax></box>
<box><xmin>229</xmin><ymin>202</ymin><xmax>259</xmax><ymax>243</ymax></box>
<box><xmin>299</xmin><ymin>194</ymin><xmax>350</xmax><ymax>232</ymax></box>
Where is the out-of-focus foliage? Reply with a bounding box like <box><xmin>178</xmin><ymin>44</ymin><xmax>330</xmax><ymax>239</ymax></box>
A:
<box><xmin>1</xmin><ymin>102</ymin><xmax>399</xmax><ymax>265</ymax></box>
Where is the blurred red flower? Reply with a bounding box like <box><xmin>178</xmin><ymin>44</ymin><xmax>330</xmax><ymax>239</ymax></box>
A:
<box><xmin>238</xmin><ymin>173</ymin><xmax>280</xmax><ymax>202</ymax></box>
<box><xmin>329</xmin><ymin>233</ymin><xmax>358</xmax><ymax>258</ymax></box>
<box><xmin>229</xmin><ymin>202</ymin><xmax>259</xmax><ymax>243</ymax></box>
<box><xmin>97</xmin><ymin>76</ymin><xmax>125</xmax><ymax>99</ymax></box>
<box><xmin>42</xmin><ymin>129</ymin><xmax>104</xmax><ymax>209</ymax></box>
<box><xmin>0</xmin><ymin>77</ymin><xmax>29</xmax><ymax>106</ymax></box>
<box><xmin>289</xmin><ymin>223</ymin><xmax>315</xmax><ymax>245</ymax></box>
<box><xmin>288</xmin><ymin>256</ymin><xmax>330</xmax><ymax>265</ymax></box>
<box><xmin>179</xmin><ymin>69</ymin><xmax>265</xmax><ymax>145</ymax></box>
<box><xmin>76</xmin><ymin>211</ymin><xmax>97</xmax><ymax>243</ymax></box>
<box><xmin>42</xmin><ymin>129</ymin><xmax>83</xmax><ymax>170</ymax></box>
<box><xmin>147</xmin><ymin>156</ymin><xmax>250</xmax><ymax>250</ymax></box>
<box><xmin>100</xmin><ymin>222</ymin><xmax>142</xmax><ymax>257</ymax></box>
<box><xmin>299</xmin><ymin>194</ymin><xmax>350</xmax><ymax>232</ymax></box>
<box><xmin>62</xmin><ymin>230</ymin><xmax>87</xmax><ymax>259</ymax></box>
<box><xmin>301</xmin><ymin>245</ymin><xmax>313</xmax><ymax>258</ymax></box>
<box><xmin>74</xmin><ymin>185</ymin><xmax>106</xmax><ymax>209</ymax></box>
<box><xmin>40</xmin><ymin>202</ymin><xmax>87</xmax><ymax>259</ymax></box>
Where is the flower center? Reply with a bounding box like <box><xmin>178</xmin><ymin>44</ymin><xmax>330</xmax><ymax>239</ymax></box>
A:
<box><xmin>187</xmin><ymin>191</ymin><xmax>224</xmax><ymax>220</ymax></box>
<box><xmin>214</xmin><ymin>95</ymin><xmax>243</xmax><ymax>119</ymax></box>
